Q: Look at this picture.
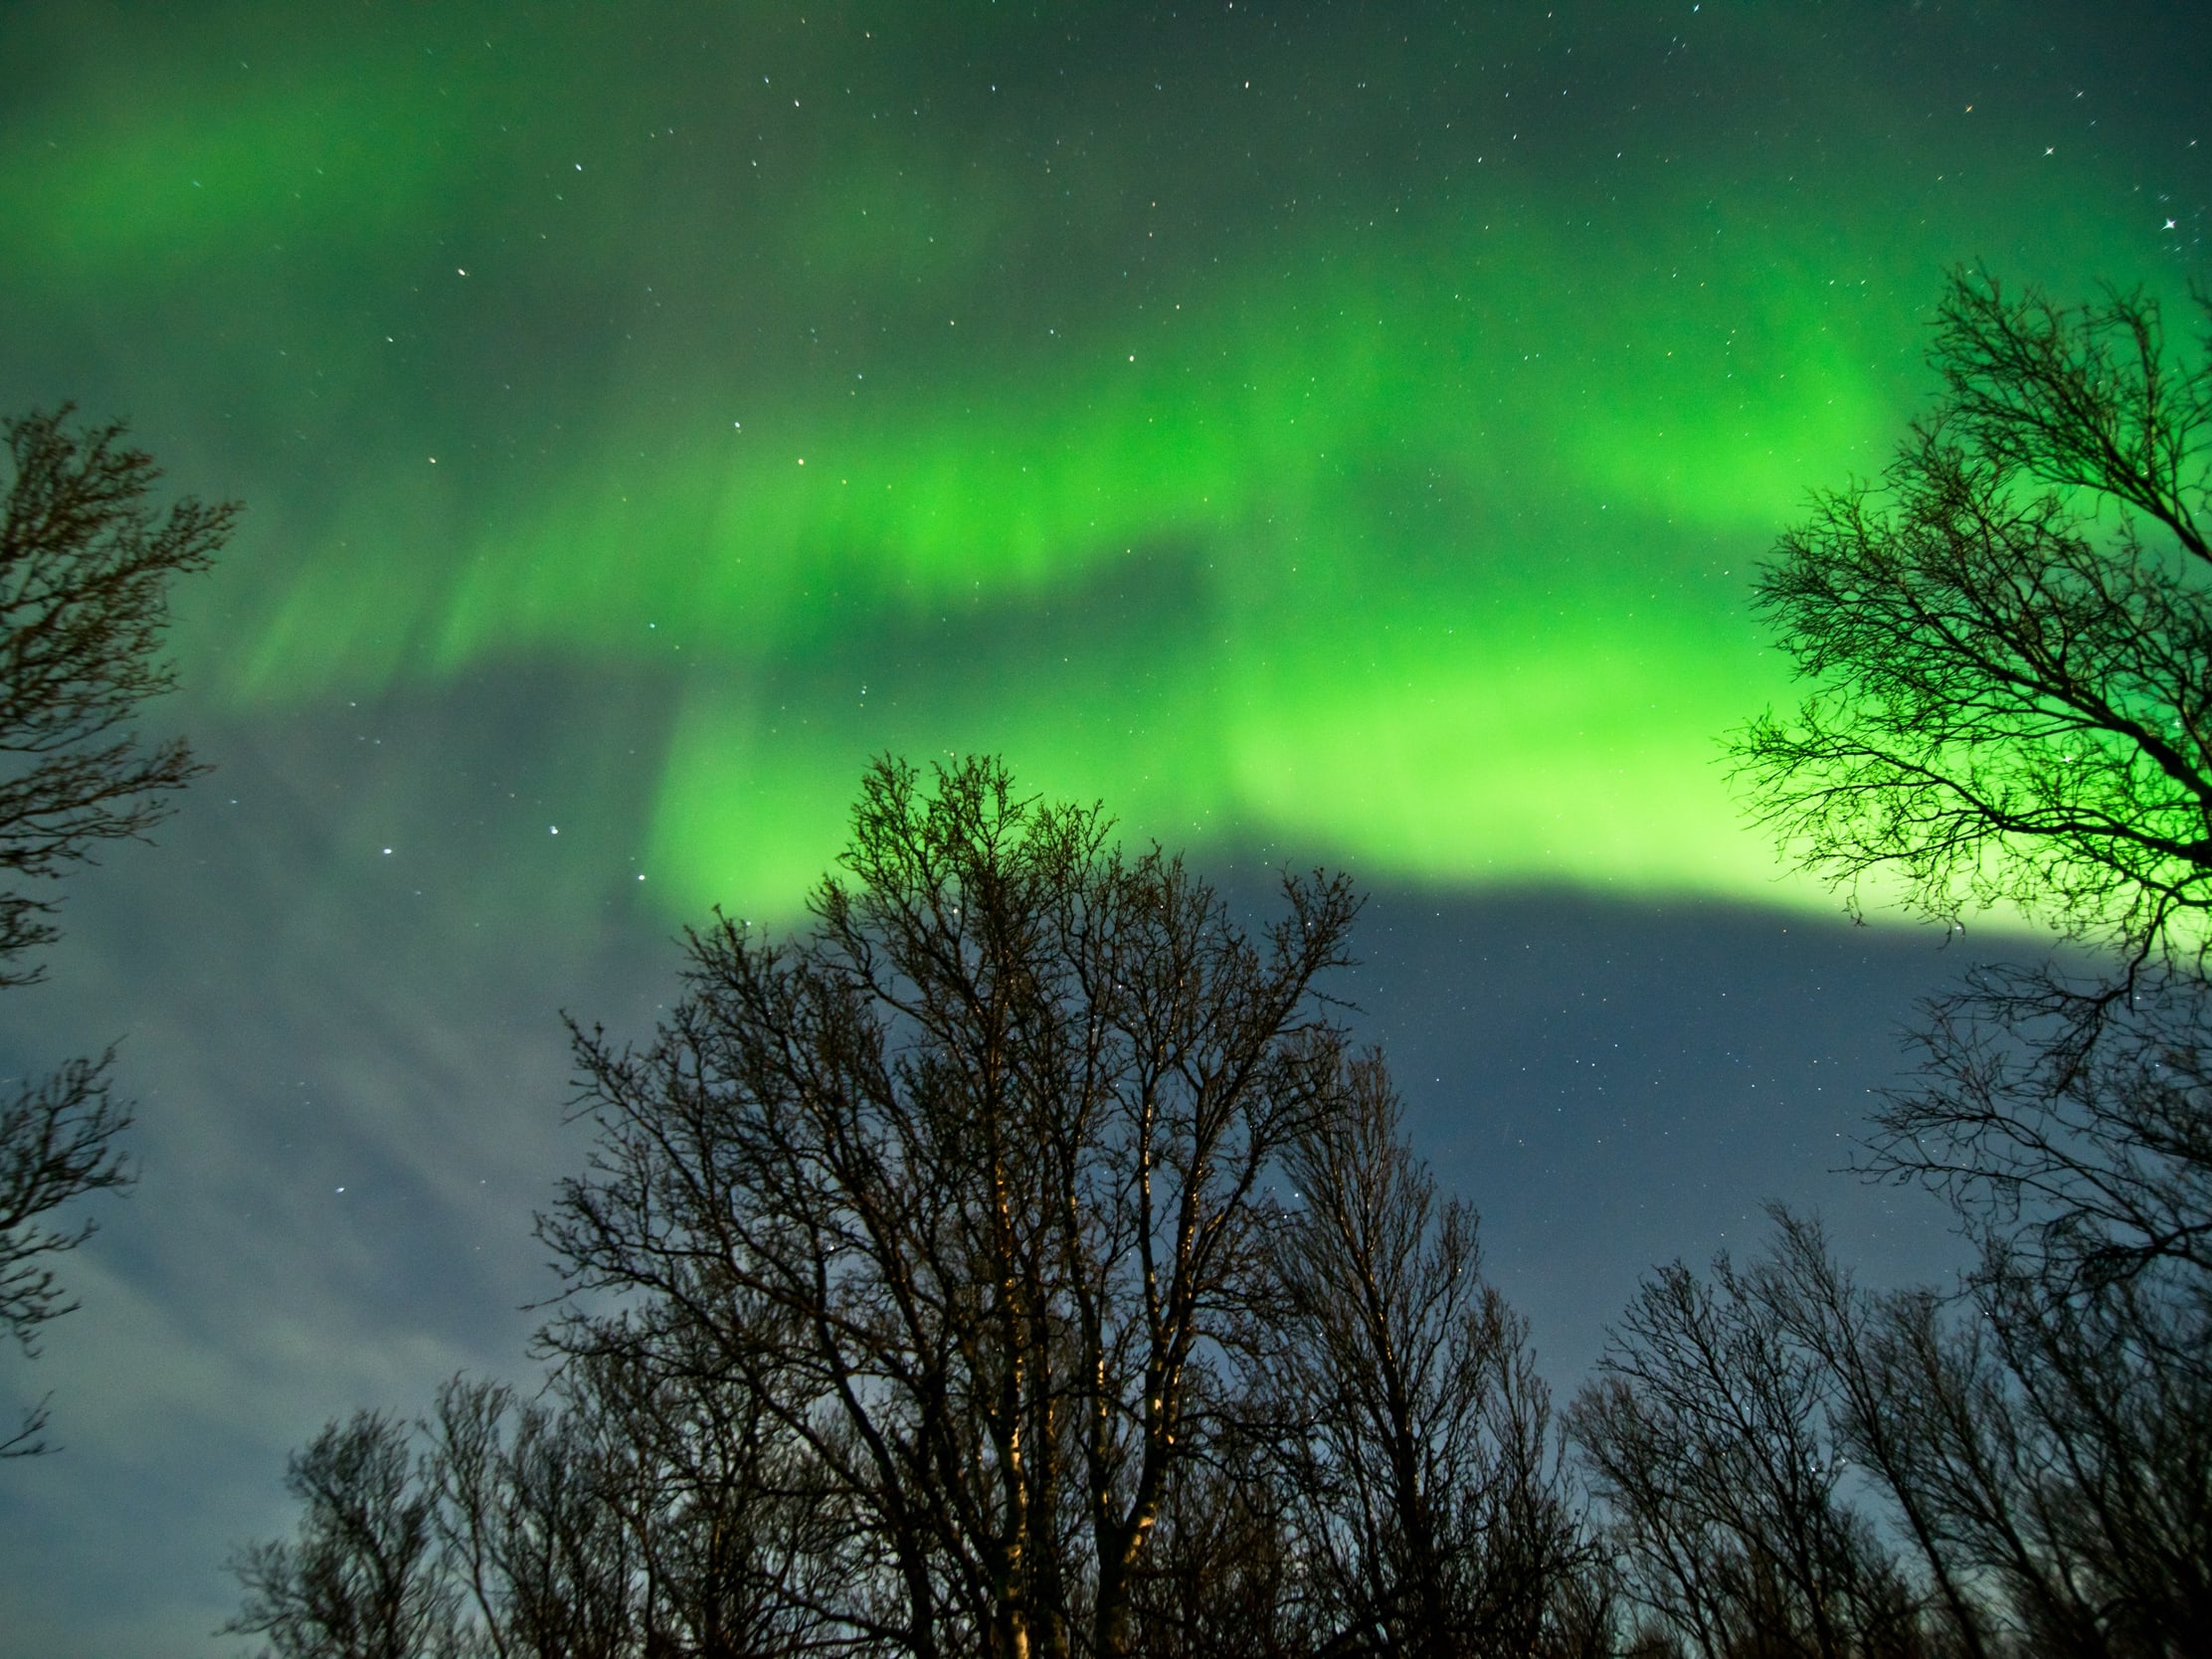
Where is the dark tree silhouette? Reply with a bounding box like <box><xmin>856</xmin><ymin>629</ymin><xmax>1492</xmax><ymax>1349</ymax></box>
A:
<box><xmin>1575</xmin><ymin>271</ymin><xmax>2212</xmax><ymax>1659</ymax></box>
<box><xmin>1733</xmin><ymin>272</ymin><xmax>2212</xmax><ymax>959</ymax></box>
<box><xmin>1567</xmin><ymin>1244</ymin><xmax>1928</xmax><ymax>1659</ymax></box>
<box><xmin>539</xmin><ymin>755</ymin><xmax>1362</xmax><ymax>1658</ymax></box>
<box><xmin>0</xmin><ymin>407</ymin><xmax>231</xmax><ymax>1454</ymax></box>
<box><xmin>1122</xmin><ymin>1433</ymin><xmax>1307</xmax><ymax>1658</ymax></box>
<box><xmin>1252</xmin><ymin>1052</ymin><xmax>1598</xmax><ymax>1659</ymax></box>
<box><xmin>1576</xmin><ymin>1206</ymin><xmax>2212</xmax><ymax>1659</ymax></box>
<box><xmin>233</xmin><ymin>758</ymin><xmax>1611</xmax><ymax>1657</ymax></box>
<box><xmin>428</xmin><ymin>1376</ymin><xmax>642</xmax><ymax>1659</ymax></box>
<box><xmin>234</xmin><ymin>1356</ymin><xmax>861</xmax><ymax>1659</ymax></box>
<box><xmin>224</xmin><ymin>1412</ymin><xmax>459</xmax><ymax>1659</ymax></box>
<box><xmin>1731</xmin><ymin>270</ymin><xmax>2212</xmax><ymax>1332</ymax></box>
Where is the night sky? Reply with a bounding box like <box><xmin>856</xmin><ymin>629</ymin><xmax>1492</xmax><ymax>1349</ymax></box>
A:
<box><xmin>0</xmin><ymin>3</ymin><xmax>2204</xmax><ymax>1652</ymax></box>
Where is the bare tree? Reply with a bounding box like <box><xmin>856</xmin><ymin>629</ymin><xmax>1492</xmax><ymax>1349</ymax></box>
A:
<box><xmin>1732</xmin><ymin>272</ymin><xmax>2212</xmax><ymax>960</ymax></box>
<box><xmin>538</xmin><ymin>755</ymin><xmax>1361</xmax><ymax>1658</ymax></box>
<box><xmin>1718</xmin><ymin>271</ymin><xmax>2212</xmax><ymax>1654</ymax></box>
<box><xmin>1753</xmin><ymin>1205</ymin><xmax>2212</xmax><ymax>1659</ymax></box>
<box><xmin>557</xmin><ymin>1343</ymin><xmax>861</xmax><ymax>1658</ymax></box>
<box><xmin>1968</xmin><ymin>1261</ymin><xmax>2212</xmax><ymax>1657</ymax></box>
<box><xmin>1574</xmin><ymin>1200</ymin><xmax>2211</xmax><ymax>1659</ymax></box>
<box><xmin>235</xmin><ymin>1355</ymin><xmax>849</xmax><ymax>1659</ymax></box>
<box><xmin>236</xmin><ymin>758</ymin><xmax>1605</xmax><ymax>1655</ymax></box>
<box><xmin>1870</xmin><ymin>959</ymin><xmax>2212</xmax><ymax>1313</ymax></box>
<box><xmin>1567</xmin><ymin>1248</ymin><xmax>1930</xmax><ymax>1659</ymax></box>
<box><xmin>1749</xmin><ymin>1213</ymin><xmax>1999</xmax><ymax>1659</ymax></box>
<box><xmin>1732</xmin><ymin>265</ymin><xmax>2212</xmax><ymax>1309</ymax></box>
<box><xmin>225</xmin><ymin>1411</ymin><xmax>461</xmax><ymax>1659</ymax></box>
<box><xmin>0</xmin><ymin>1047</ymin><xmax>127</xmax><ymax>1456</ymax></box>
<box><xmin>0</xmin><ymin>406</ymin><xmax>232</xmax><ymax>1454</ymax></box>
<box><xmin>1121</xmin><ymin>1424</ymin><xmax>1308</xmax><ymax>1659</ymax></box>
<box><xmin>1253</xmin><ymin>1052</ymin><xmax>1597</xmax><ymax>1659</ymax></box>
<box><xmin>428</xmin><ymin>1377</ymin><xmax>639</xmax><ymax>1659</ymax></box>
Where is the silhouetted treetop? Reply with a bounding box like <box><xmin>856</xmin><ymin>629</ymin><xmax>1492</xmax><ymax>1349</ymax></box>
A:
<box><xmin>0</xmin><ymin>405</ymin><xmax>234</xmax><ymax>980</ymax></box>
<box><xmin>0</xmin><ymin>406</ymin><xmax>231</xmax><ymax>1456</ymax></box>
<box><xmin>1734</xmin><ymin>271</ymin><xmax>2212</xmax><ymax>959</ymax></box>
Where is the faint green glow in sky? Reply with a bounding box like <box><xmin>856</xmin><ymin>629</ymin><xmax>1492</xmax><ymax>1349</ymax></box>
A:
<box><xmin>1</xmin><ymin>1</ymin><xmax>2199</xmax><ymax>920</ymax></box>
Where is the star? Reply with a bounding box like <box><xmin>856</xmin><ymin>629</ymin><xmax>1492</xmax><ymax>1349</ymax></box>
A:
<box><xmin>2165</xmin><ymin>218</ymin><xmax>2179</xmax><ymax>230</ymax></box>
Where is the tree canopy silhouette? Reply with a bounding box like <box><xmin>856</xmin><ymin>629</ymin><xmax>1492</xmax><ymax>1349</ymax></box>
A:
<box><xmin>1567</xmin><ymin>271</ymin><xmax>2212</xmax><ymax>1659</ymax></box>
<box><xmin>1731</xmin><ymin>270</ymin><xmax>2212</xmax><ymax>1296</ymax></box>
<box><xmin>0</xmin><ymin>407</ymin><xmax>232</xmax><ymax>1455</ymax></box>
<box><xmin>232</xmin><ymin>757</ymin><xmax>1606</xmax><ymax>1658</ymax></box>
<box><xmin>541</xmin><ymin>754</ymin><xmax>1364</xmax><ymax>1658</ymax></box>
<box><xmin>1734</xmin><ymin>271</ymin><xmax>2212</xmax><ymax>960</ymax></box>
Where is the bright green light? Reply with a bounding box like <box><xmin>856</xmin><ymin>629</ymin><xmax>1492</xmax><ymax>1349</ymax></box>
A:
<box><xmin>2</xmin><ymin>3</ymin><xmax>2187</xmax><ymax>924</ymax></box>
<box><xmin>203</xmin><ymin>200</ymin><xmax>1923</xmax><ymax>917</ymax></box>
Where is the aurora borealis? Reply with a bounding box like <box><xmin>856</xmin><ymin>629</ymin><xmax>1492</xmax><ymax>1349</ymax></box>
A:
<box><xmin>0</xmin><ymin>3</ymin><xmax>2205</xmax><ymax>1653</ymax></box>
<box><xmin>7</xmin><ymin>1</ymin><xmax>2197</xmax><ymax>918</ymax></box>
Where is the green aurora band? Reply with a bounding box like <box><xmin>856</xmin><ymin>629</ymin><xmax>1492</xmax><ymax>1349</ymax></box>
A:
<box><xmin>2</xmin><ymin>1</ymin><xmax>2200</xmax><ymax>920</ymax></box>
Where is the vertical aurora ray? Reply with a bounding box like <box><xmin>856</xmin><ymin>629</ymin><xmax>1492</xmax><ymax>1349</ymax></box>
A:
<box><xmin>2</xmin><ymin>0</ymin><xmax>2201</xmax><ymax>921</ymax></box>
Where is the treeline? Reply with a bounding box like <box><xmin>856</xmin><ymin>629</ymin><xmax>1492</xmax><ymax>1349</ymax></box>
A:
<box><xmin>233</xmin><ymin>760</ymin><xmax>1597</xmax><ymax>1659</ymax></box>
<box><xmin>229</xmin><ymin>274</ymin><xmax>2212</xmax><ymax>1659</ymax></box>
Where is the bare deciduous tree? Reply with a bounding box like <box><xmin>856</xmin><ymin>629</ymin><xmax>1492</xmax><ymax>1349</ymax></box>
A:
<box><xmin>1255</xmin><ymin>1052</ymin><xmax>1597</xmax><ymax>1659</ymax></box>
<box><xmin>538</xmin><ymin>755</ymin><xmax>1361</xmax><ymax>1658</ymax></box>
<box><xmin>224</xmin><ymin>1411</ymin><xmax>460</xmax><ymax>1659</ymax></box>
<box><xmin>0</xmin><ymin>407</ymin><xmax>231</xmax><ymax>1454</ymax></box>
<box><xmin>1558</xmin><ymin>251</ymin><xmax>2212</xmax><ymax>1648</ymax></box>
<box><xmin>1567</xmin><ymin>1247</ymin><xmax>1928</xmax><ymax>1659</ymax></box>
<box><xmin>1732</xmin><ymin>273</ymin><xmax>2212</xmax><ymax>959</ymax></box>
<box><xmin>1872</xmin><ymin>961</ymin><xmax>2212</xmax><ymax>1305</ymax></box>
<box><xmin>1731</xmin><ymin>259</ymin><xmax>2212</xmax><ymax>1431</ymax></box>
<box><xmin>0</xmin><ymin>1047</ymin><xmax>128</xmax><ymax>1455</ymax></box>
<box><xmin>1572</xmin><ymin>1195</ymin><xmax>2212</xmax><ymax>1659</ymax></box>
<box><xmin>232</xmin><ymin>758</ymin><xmax>1618</xmax><ymax>1657</ymax></box>
<box><xmin>429</xmin><ymin>1377</ymin><xmax>639</xmax><ymax>1659</ymax></box>
<box><xmin>1122</xmin><ymin>1429</ymin><xmax>1306</xmax><ymax>1659</ymax></box>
